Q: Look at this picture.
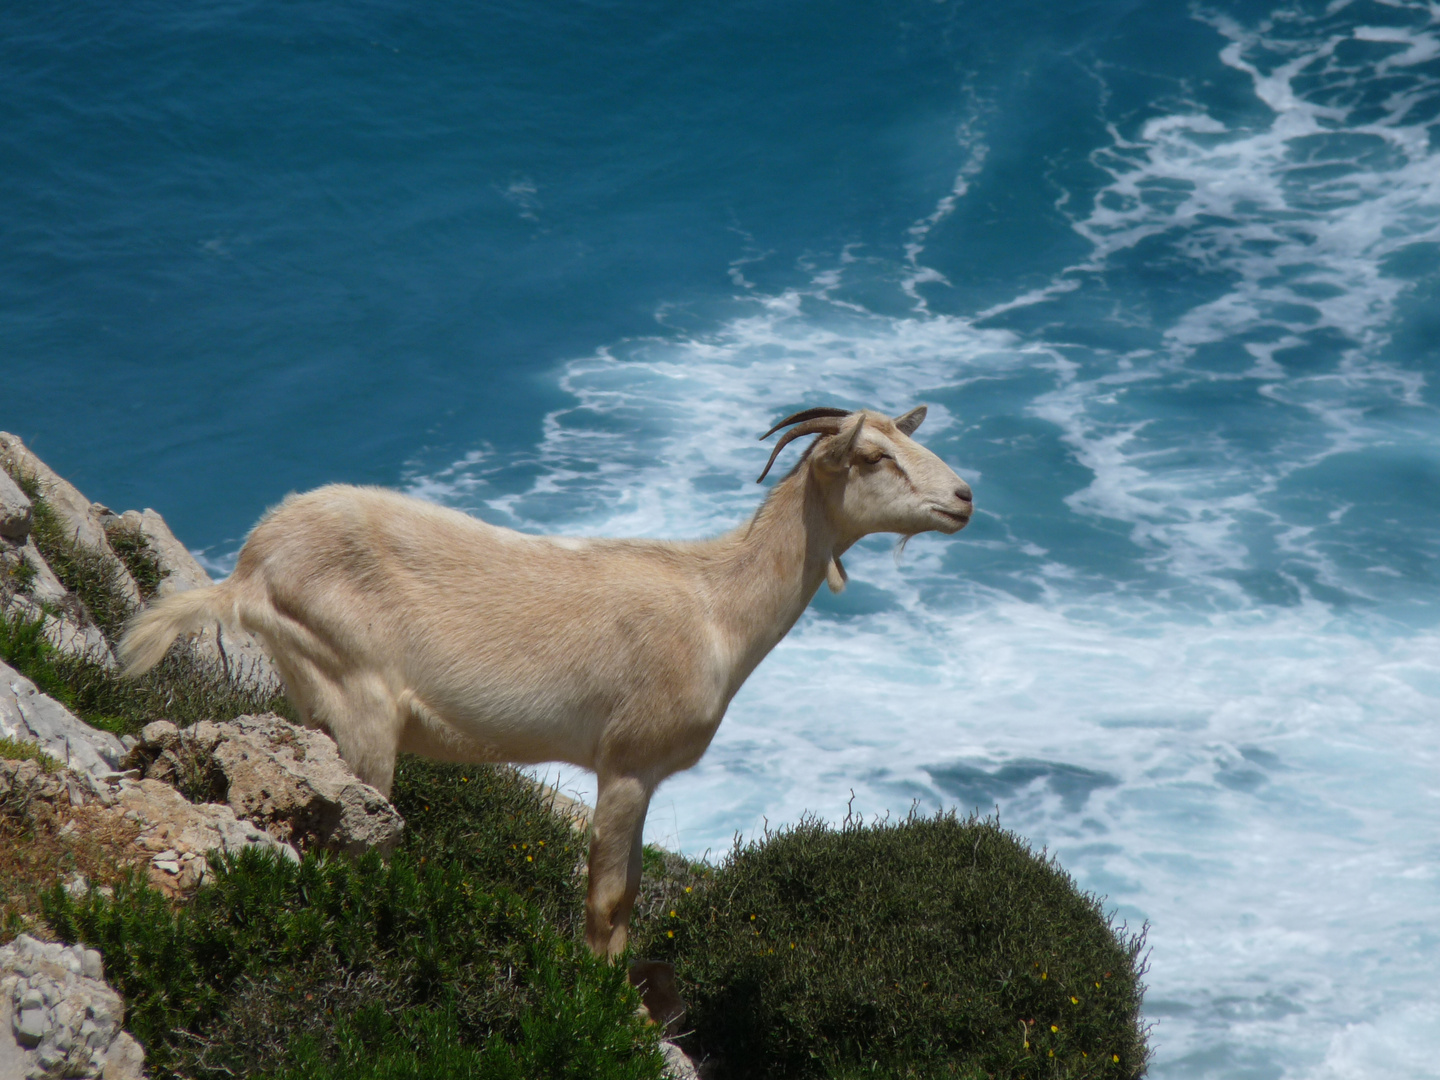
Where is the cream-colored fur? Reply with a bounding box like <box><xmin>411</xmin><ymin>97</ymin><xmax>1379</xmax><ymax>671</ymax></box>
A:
<box><xmin>119</xmin><ymin>406</ymin><xmax>972</xmax><ymax>956</ymax></box>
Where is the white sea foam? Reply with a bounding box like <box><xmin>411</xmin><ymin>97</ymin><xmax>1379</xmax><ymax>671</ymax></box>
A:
<box><xmin>410</xmin><ymin>3</ymin><xmax>1440</xmax><ymax>1076</ymax></box>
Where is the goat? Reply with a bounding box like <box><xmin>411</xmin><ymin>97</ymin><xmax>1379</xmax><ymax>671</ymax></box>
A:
<box><xmin>118</xmin><ymin>406</ymin><xmax>973</xmax><ymax>956</ymax></box>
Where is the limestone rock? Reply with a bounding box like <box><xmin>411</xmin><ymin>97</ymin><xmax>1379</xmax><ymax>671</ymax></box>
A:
<box><xmin>102</xmin><ymin>508</ymin><xmax>280</xmax><ymax>693</ymax></box>
<box><xmin>114</xmin><ymin>776</ymin><xmax>299</xmax><ymax>895</ymax></box>
<box><xmin>0</xmin><ymin>434</ymin><xmax>141</xmax><ymax>609</ymax></box>
<box><xmin>0</xmin><ymin>755</ymin><xmax>299</xmax><ymax>899</ymax></box>
<box><xmin>0</xmin><ymin>471</ymin><xmax>31</xmax><ymax>540</ymax></box>
<box><xmin>660</xmin><ymin>1041</ymin><xmax>702</xmax><ymax>1080</ymax></box>
<box><xmin>0</xmin><ymin>659</ymin><xmax>125</xmax><ymax>778</ymax></box>
<box><xmin>128</xmin><ymin>713</ymin><xmax>404</xmax><ymax>855</ymax></box>
<box><xmin>0</xmin><ymin>934</ymin><xmax>147</xmax><ymax>1079</ymax></box>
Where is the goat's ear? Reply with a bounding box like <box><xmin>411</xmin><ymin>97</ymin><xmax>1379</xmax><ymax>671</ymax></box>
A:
<box><xmin>816</xmin><ymin>414</ymin><xmax>865</xmax><ymax>473</ymax></box>
<box><xmin>894</xmin><ymin>405</ymin><xmax>927</xmax><ymax>436</ymax></box>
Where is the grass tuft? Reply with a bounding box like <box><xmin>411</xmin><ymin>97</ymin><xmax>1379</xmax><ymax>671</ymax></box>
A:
<box><xmin>0</xmin><ymin>736</ymin><xmax>61</xmax><ymax>772</ymax></box>
<box><xmin>106</xmin><ymin>524</ymin><xmax>168</xmax><ymax>602</ymax></box>
<box><xmin>25</xmin><ymin>491</ymin><xmax>135</xmax><ymax>641</ymax></box>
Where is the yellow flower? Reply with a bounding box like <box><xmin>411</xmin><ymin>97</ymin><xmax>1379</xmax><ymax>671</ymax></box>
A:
<box><xmin>1071</xmin><ymin>996</ymin><xmax>1079</xmax><ymax>1005</ymax></box>
<box><xmin>1048</xmin><ymin>1051</ymin><xmax>1054</xmax><ymax>1058</ymax></box>
<box><xmin>1051</xmin><ymin>1025</ymin><xmax>1058</xmax><ymax>1033</ymax></box>
<box><xmin>669</xmin><ymin>910</ymin><xmax>677</xmax><ymax>917</ymax></box>
<box><xmin>526</xmin><ymin>855</ymin><xmax>533</xmax><ymax>862</ymax></box>
<box><xmin>461</xmin><ymin>776</ymin><xmax>468</xmax><ymax>782</ymax></box>
<box><xmin>667</xmin><ymin>930</ymin><xmax>674</xmax><ymax>938</ymax></box>
<box><xmin>750</xmin><ymin>914</ymin><xmax>756</xmax><ymax>921</ymax></box>
<box><xmin>1041</xmin><ymin>972</ymin><xmax>1047</xmax><ymax>980</ymax></box>
<box><xmin>684</xmin><ymin>886</ymin><xmax>692</xmax><ymax>893</ymax></box>
<box><xmin>790</xmin><ymin>943</ymin><xmax>795</xmax><ymax>949</ymax></box>
<box><xmin>1113</xmin><ymin>1055</ymin><xmax>1120</xmax><ymax>1063</ymax></box>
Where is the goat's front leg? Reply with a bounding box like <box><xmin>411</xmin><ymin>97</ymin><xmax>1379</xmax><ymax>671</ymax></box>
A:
<box><xmin>585</xmin><ymin>773</ymin><xmax>652</xmax><ymax>958</ymax></box>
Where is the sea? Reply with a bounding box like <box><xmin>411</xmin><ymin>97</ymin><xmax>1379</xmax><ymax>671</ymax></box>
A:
<box><xmin>3</xmin><ymin>1</ymin><xmax>1438</xmax><ymax>1075</ymax></box>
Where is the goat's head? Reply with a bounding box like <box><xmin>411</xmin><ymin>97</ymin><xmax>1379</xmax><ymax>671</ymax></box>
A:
<box><xmin>758</xmin><ymin>406</ymin><xmax>973</xmax><ymax>545</ymax></box>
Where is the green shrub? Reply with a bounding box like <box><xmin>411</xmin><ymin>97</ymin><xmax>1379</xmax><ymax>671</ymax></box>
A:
<box><xmin>36</xmin><ymin>759</ymin><xmax>661</xmax><ymax>1078</ymax></box>
<box><xmin>389</xmin><ymin>756</ymin><xmax>589</xmax><ymax>933</ymax></box>
<box><xmin>42</xmin><ymin>845</ymin><xmax>665</xmax><ymax>1080</ymax></box>
<box><xmin>631</xmin><ymin>811</ymin><xmax>1149</xmax><ymax>1080</ymax></box>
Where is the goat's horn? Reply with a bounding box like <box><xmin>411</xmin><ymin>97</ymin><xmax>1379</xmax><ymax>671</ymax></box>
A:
<box><xmin>759</xmin><ymin>407</ymin><xmax>853</xmax><ymax>441</ymax></box>
<box><xmin>755</xmin><ymin>417</ymin><xmax>845</xmax><ymax>483</ymax></box>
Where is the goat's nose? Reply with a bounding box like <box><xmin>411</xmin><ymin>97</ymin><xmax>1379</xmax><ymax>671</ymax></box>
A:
<box><xmin>955</xmin><ymin>482</ymin><xmax>973</xmax><ymax>504</ymax></box>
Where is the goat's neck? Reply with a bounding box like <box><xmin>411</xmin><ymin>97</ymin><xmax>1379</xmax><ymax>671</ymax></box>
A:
<box><xmin>707</xmin><ymin>469</ymin><xmax>843</xmax><ymax>690</ymax></box>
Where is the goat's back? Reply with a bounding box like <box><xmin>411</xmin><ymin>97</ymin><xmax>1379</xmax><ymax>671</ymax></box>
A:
<box><xmin>235</xmin><ymin>486</ymin><xmax>724</xmax><ymax>760</ymax></box>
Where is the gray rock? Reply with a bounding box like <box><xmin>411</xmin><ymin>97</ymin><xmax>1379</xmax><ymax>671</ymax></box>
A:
<box><xmin>129</xmin><ymin>713</ymin><xmax>404</xmax><ymax>855</ymax></box>
<box><xmin>0</xmin><ymin>658</ymin><xmax>125</xmax><ymax>777</ymax></box>
<box><xmin>660</xmin><ymin>1041</ymin><xmax>702</xmax><ymax>1080</ymax></box>
<box><xmin>0</xmin><ymin>433</ymin><xmax>141</xmax><ymax>609</ymax></box>
<box><xmin>0</xmin><ymin>471</ymin><xmax>31</xmax><ymax>540</ymax></box>
<box><xmin>102</xmin><ymin>1033</ymin><xmax>145</xmax><ymax>1079</ymax></box>
<box><xmin>13</xmin><ymin>1006</ymin><xmax>47</xmax><ymax>1046</ymax></box>
<box><xmin>137</xmin><ymin>721</ymin><xmax>178</xmax><ymax>751</ymax></box>
<box><xmin>0</xmin><ymin>934</ymin><xmax>148</xmax><ymax>1079</ymax></box>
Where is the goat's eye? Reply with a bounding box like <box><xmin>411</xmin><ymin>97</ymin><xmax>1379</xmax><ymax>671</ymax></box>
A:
<box><xmin>860</xmin><ymin>450</ymin><xmax>889</xmax><ymax>466</ymax></box>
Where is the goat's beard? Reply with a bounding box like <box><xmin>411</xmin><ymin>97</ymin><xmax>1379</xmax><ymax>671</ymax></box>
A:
<box><xmin>893</xmin><ymin>533</ymin><xmax>915</xmax><ymax>566</ymax></box>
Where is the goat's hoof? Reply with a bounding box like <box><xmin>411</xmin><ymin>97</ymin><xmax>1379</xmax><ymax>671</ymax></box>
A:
<box><xmin>628</xmin><ymin>958</ymin><xmax>686</xmax><ymax>1036</ymax></box>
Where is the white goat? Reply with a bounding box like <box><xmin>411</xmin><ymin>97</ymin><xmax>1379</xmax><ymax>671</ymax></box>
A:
<box><xmin>119</xmin><ymin>406</ymin><xmax>972</xmax><ymax>956</ymax></box>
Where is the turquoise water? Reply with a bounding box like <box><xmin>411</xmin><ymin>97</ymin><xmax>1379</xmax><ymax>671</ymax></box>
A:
<box><xmin>5</xmin><ymin>2</ymin><xmax>1440</xmax><ymax>1075</ymax></box>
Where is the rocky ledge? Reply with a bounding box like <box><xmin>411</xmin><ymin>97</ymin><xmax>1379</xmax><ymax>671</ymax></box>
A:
<box><xmin>0</xmin><ymin>431</ymin><xmax>276</xmax><ymax>689</ymax></box>
<box><xmin>124</xmin><ymin>713</ymin><xmax>405</xmax><ymax>856</ymax></box>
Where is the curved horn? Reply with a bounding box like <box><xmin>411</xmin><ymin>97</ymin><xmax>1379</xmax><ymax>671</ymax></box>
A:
<box><xmin>759</xmin><ymin>407</ymin><xmax>853</xmax><ymax>441</ymax></box>
<box><xmin>755</xmin><ymin>417</ymin><xmax>845</xmax><ymax>483</ymax></box>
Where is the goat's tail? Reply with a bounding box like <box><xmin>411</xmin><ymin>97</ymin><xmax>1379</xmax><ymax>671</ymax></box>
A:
<box><xmin>117</xmin><ymin>582</ymin><xmax>242</xmax><ymax>676</ymax></box>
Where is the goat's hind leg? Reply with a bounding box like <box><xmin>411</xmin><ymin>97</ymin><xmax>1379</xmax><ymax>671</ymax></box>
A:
<box><xmin>304</xmin><ymin>670</ymin><xmax>406</xmax><ymax>797</ymax></box>
<box><xmin>585</xmin><ymin>773</ymin><xmax>652</xmax><ymax>958</ymax></box>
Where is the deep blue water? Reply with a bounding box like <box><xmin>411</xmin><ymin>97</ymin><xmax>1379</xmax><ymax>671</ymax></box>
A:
<box><xmin>5</xmin><ymin>2</ymin><xmax>1440</xmax><ymax>1075</ymax></box>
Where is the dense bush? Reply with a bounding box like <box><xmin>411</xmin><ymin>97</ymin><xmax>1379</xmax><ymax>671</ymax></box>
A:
<box><xmin>42</xmin><ymin>759</ymin><xmax>666</xmax><ymax>1080</ymax></box>
<box><xmin>631</xmin><ymin>811</ymin><xmax>1149</xmax><ymax>1080</ymax></box>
